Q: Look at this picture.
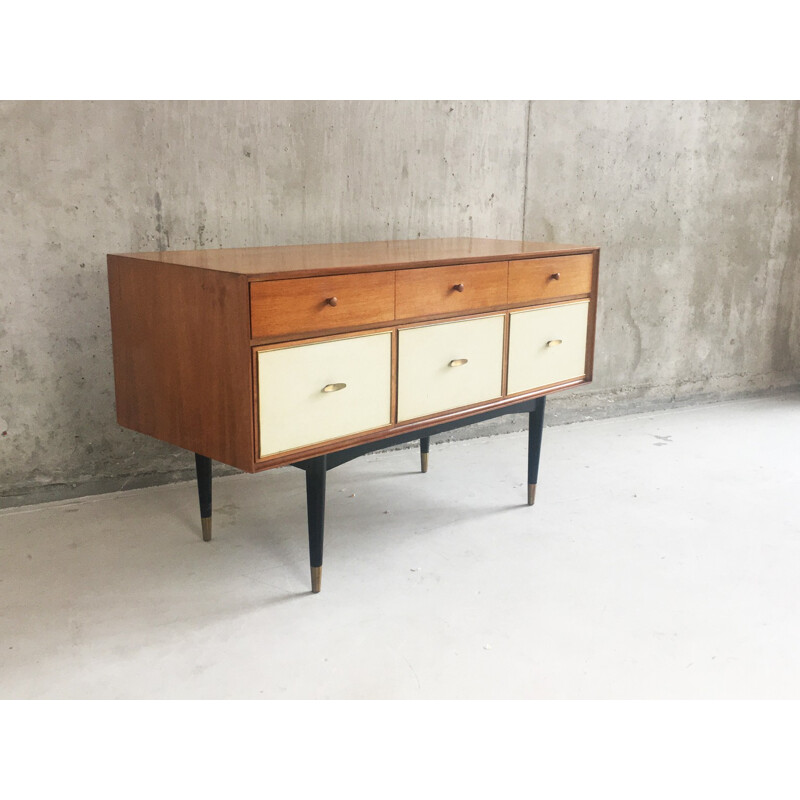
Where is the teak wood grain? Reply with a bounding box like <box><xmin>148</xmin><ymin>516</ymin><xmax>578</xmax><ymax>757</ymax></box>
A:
<box><xmin>250</xmin><ymin>271</ymin><xmax>395</xmax><ymax>338</ymax></box>
<box><xmin>501</xmin><ymin>312</ymin><xmax>511</xmax><ymax>397</ymax></box>
<box><xmin>115</xmin><ymin>238</ymin><xmax>597</xmax><ymax>280</ymax></box>
<box><xmin>107</xmin><ymin>257</ymin><xmax>254</xmax><ymax>471</ymax></box>
<box><xmin>507</xmin><ymin>254</ymin><xmax>593</xmax><ymax>306</ymax></box>
<box><xmin>395</xmin><ymin>260</ymin><xmax>508</xmax><ymax>320</ymax></box>
<box><xmin>584</xmin><ymin>249</ymin><xmax>601</xmax><ymax>382</ymax></box>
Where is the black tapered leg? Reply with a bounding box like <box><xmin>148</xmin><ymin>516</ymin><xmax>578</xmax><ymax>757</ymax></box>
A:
<box><xmin>195</xmin><ymin>453</ymin><xmax>212</xmax><ymax>541</ymax></box>
<box><xmin>305</xmin><ymin>454</ymin><xmax>327</xmax><ymax>593</ymax></box>
<box><xmin>420</xmin><ymin>436</ymin><xmax>430</xmax><ymax>473</ymax></box>
<box><xmin>527</xmin><ymin>396</ymin><xmax>546</xmax><ymax>505</ymax></box>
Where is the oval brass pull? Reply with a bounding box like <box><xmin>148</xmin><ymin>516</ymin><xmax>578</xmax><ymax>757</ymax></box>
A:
<box><xmin>546</xmin><ymin>339</ymin><xmax>563</xmax><ymax>348</ymax></box>
<box><xmin>326</xmin><ymin>296</ymin><xmax>338</xmax><ymax>307</ymax></box>
<box><xmin>550</xmin><ymin>272</ymin><xmax>561</xmax><ymax>280</ymax></box>
<box><xmin>322</xmin><ymin>382</ymin><xmax>347</xmax><ymax>393</ymax></box>
<box><xmin>448</xmin><ymin>358</ymin><xmax>469</xmax><ymax>367</ymax></box>
<box><xmin>453</xmin><ymin>283</ymin><xmax>465</xmax><ymax>292</ymax></box>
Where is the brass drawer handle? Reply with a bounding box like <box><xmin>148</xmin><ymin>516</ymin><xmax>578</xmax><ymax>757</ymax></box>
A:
<box><xmin>546</xmin><ymin>339</ymin><xmax>563</xmax><ymax>348</ymax></box>
<box><xmin>322</xmin><ymin>382</ymin><xmax>347</xmax><ymax>393</ymax></box>
<box><xmin>326</xmin><ymin>296</ymin><xmax>339</xmax><ymax>307</ymax></box>
<box><xmin>448</xmin><ymin>358</ymin><xmax>469</xmax><ymax>367</ymax></box>
<box><xmin>453</xmin><ymin>283</ymin><xmax>465</xmax><ymax>292</ymax></box>
<box><xmin>550</xmin><ymin>272</ymin><xmax>561</xmax><ymax>280</ymax></box>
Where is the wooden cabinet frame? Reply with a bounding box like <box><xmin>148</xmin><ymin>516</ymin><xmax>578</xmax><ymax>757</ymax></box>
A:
<box><xmin>108</xmin><ymin>238</ymin><xmax>600</xmax><ymax>593</ymax></box>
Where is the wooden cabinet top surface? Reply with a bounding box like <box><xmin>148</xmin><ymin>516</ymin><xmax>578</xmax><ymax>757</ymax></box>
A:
<box><xmin>112</xmin><ymin>237</ymin><xmax>599</xmax><ymax>281</ymax></box>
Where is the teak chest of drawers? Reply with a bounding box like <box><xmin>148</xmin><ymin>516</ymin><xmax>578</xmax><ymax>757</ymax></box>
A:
<box><xmin>107</xmin><ymin>238</ymin><xmax>600</xmax><ymax>593</ymax></box>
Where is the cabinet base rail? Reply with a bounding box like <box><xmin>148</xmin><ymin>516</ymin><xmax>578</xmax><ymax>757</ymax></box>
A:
<box><xmin>194</xmin><ymin>394</ymin><xmax>546</xmax><ymax>594</ymax></box>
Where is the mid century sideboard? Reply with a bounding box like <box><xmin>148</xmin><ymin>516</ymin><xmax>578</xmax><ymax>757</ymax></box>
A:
<box><xmin>107</xmin><ymin>238</ymin><xmax>599</xmax><ymax>593</ymax></box>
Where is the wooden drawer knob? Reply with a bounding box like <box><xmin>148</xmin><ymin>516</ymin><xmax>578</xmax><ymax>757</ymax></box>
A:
<box><xmin>453</xmin><ymin>283</ymin><xmax>465</xmax><ymax>292</ymax></box>
<box><xmin>326</xmin><ymin>296</ymin><xmax>339</xmax><ymax>307</ymax></box>
<box><xmin>550</xmin><ymin>272</ymin><xmax>561</xmax><ymax>281</ymax></box>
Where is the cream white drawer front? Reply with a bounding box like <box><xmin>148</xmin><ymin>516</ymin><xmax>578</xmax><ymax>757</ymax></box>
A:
<box><xmin>397</xmin><ymin>314</ymin><xmax>505</xmax><ymax>422</ymax></box>
<box><xmin>507</xmin><ymin>300</ymin><xmax>589</xmax><ymax>395</ymax></box>
<box><xmin>257</xmin><ymin>332</ymin><xmax>392</xmax><ymax>457</ymax></box>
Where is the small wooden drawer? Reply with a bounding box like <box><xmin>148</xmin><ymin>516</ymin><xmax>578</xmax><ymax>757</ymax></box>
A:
<box><xmin>395</xmin><ymin>261</ymin><xmax>508</xmax><ymax>320</ymax></box>
<box><xmin>507</xmin><ymin>300</ymin><xmax>589</xmax><ymax>395</ymax></box>
<box><xmin>250</xmin><ymin>271</ymin><xmax>395</xmax><ymax>339</ymax></box>
<box><xmin>256</xmin><ymin>332</ymin><xmax>392</xmax><ymax>458</ymax></box>
<box><xmin>508</xmin><ymin>254</ymin><xmax>593</xmax><ymax>306</ymax></box>
<box><xmin>397</xmin><ymin>314</ymin><xmax>505</xmax><ymax>422</ymax></box>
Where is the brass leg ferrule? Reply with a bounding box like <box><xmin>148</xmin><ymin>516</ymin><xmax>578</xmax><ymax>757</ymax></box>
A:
<box><xmin>421</xmin><ymin>452</ymin><xmax>429</xmax><ymax>473</ymax></box>
<box><xmin>527</xmin><ymin>484</ymin><xmax>537</xmax><ymax>506</ymax></box>
<box><xmin>311</xmin><ymin>566</ymin><xmax>322</xmax><ymax>594</ymax></box>
<box><xmin>201</xmin><ymin>516</ymin><xmax>212</xmax><ymax>541</ymax></box>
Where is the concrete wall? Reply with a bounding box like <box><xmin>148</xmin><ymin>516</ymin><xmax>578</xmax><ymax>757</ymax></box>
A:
<box><xmin>524</xmin><ymin>101</ymin><xmax>800</xmax><ymax>409</ymax></box>
<box><xmin>1</xmin><ymin>100</ymin><xmax>798</xmax><ymax>507</ymax></box>
<box><xmin>776</xmin><ymin>102</ymin><xmax>800</xmax><ymax>376</ymax></box>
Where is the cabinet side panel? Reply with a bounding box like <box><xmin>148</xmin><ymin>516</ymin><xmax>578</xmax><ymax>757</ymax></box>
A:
<box><xmin>107</xmin><ymin>257</ymin><xmax>254</xmax><ymax>471</ymax></box>
<box><xmin>585</xmin><ymin>249</ymin><xmax>600</xmax><ymax>382</ymax></box>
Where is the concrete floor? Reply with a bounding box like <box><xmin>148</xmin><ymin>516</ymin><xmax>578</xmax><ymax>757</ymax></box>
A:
<box><xmin>1</xmin><ymin>392</ymin><xmax>799</xmax><ymax>699</ymax></box>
